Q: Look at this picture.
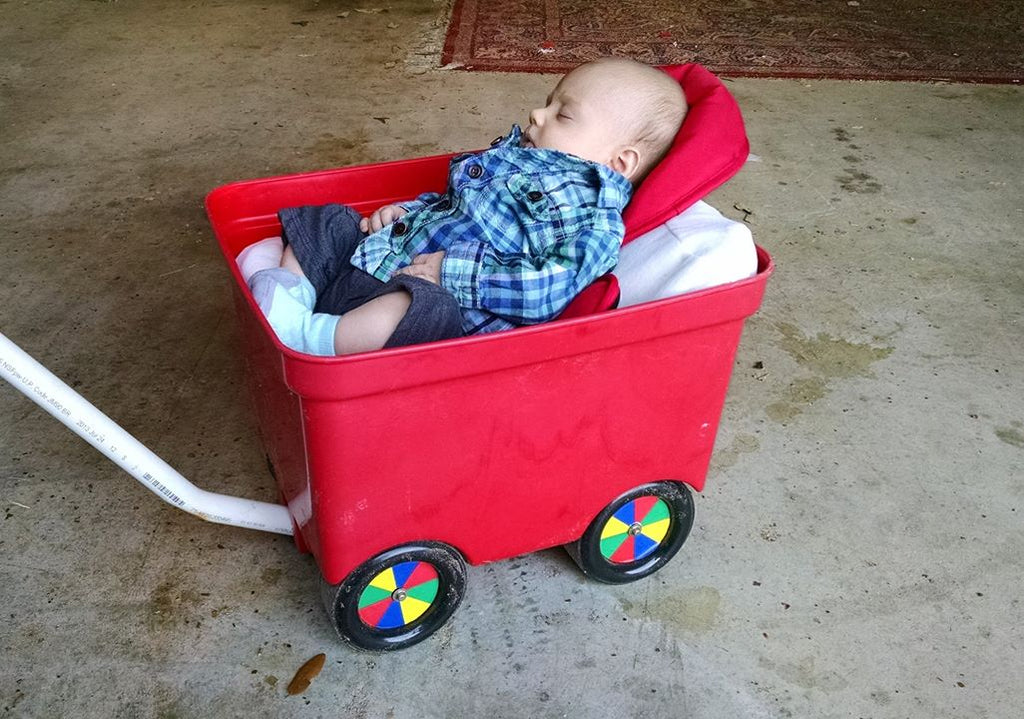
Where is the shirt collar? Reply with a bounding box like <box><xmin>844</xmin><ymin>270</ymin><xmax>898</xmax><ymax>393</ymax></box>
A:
<box><xmin>492</xmin><ymin>125</ymin><xmax>632</xmax><ymax>210</ymax></box>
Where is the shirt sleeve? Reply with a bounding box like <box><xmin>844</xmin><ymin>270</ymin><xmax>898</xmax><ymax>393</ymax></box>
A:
<box><xmin>440</xmin><ymin>210</ymin><xmax>623</xmax><ymax>325</ymax></box>
<box><xmin>398</xmin><ymin>192</ymin><xmax>444</xmax><ymax>214</ymax></box>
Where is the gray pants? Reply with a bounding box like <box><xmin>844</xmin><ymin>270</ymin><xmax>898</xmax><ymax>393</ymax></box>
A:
<box><xmin>278</xmin><ymin>204</ymin><xmax>464</xmax><ymax>349</ymax></box>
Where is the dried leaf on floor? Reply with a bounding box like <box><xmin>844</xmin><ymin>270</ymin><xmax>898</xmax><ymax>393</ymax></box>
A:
<box><xmin>286</xmin><ymin>653</ymin><xmax>326</xmax><ymax>695</ymax></box>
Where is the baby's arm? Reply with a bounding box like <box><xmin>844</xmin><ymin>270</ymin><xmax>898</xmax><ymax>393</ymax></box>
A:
<box><xmin>395</xmin><ymin>251</ymin><xmax>445</xmax><ymax>284</ymax></box>
<box><xmin>359</xmin><ymin>191</ymin><xmax>446</xmax><ymax>233</ymax></box>
<box><xmin>360</xmin><ymin>204</ymin><xmax>408</xmax><ymax>233</ymax></box>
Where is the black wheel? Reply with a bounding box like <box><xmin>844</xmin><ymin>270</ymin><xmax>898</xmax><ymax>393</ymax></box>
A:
<box><xmin>321</xmin><ymin>542</ymin><xmax>467</xmax><ymax>651</ymax></box>
<box><xmin>567</xmin><ymin>482</ymin><xmax>694</xmax><ymax>584</ymax></box>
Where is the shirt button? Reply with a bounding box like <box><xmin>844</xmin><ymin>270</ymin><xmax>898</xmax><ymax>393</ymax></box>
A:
<box><xmin>435</xmin><ymin>199</ymin><xmax>451</xmax><ymax>211</ymax></box>
<box><xmin>527</xmin><ymin>190</ymin><xmax>544</xmax><ymax>201</ymax></box>
<box><xmin>392</xmin><ymin>221</ymin><xmax>407</xmax><ymax>236</ymax></box>
<box><xmin>467</xmin><ymin>165</ymin><xmax>484</xmax><ymax>179</ymax></box>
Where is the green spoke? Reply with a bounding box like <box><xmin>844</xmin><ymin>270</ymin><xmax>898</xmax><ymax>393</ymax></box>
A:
<box><xmin>600</xmin><ymin>533</ymin><xmax>627</xmax><ymax>559</ymax></box>
<box><xmin>642</xmin><ymin>499</ymin><xmax>670</xmax><ymax>524</ymax></box>
<box><xmin>358</xmin><ymin>584</ymin><xmax>392</xmax><ymax>609</ymax></box>
<box><xmin>405</xmin><ymin>579</ymin><xmax>439</xmax><ymax>604</ymax></box>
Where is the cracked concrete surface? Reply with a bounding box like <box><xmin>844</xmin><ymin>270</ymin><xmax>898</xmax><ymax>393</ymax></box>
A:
<box><xmin>2</xmin><ymin>1</ymin><xmax>1022</xmax><ymax>717</ymax></box>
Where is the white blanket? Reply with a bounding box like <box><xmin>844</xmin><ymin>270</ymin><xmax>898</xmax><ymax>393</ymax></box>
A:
<box><xmin>615</xmin><ymin>201</ymin><xmax>757</xmax><ymax>307</ymax></box>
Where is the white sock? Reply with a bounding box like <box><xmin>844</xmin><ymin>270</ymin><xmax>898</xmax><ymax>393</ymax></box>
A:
<box><xmin>237</xmin><ymin>237</ymin><xmax>285</xmax><ymax>283</ymax></box>
<box><xmin>248</xmin><ymin>268</ymin><xmax>339</xmax><ymax>356</ymax></box>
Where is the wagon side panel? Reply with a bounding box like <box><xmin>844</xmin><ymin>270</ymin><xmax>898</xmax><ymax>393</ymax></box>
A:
<box><xmin>296</xmin><ymin>316</ymin><xmax>747</xmax><ymax>585</ymax></box>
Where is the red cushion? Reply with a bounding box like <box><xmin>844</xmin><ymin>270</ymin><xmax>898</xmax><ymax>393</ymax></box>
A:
<box><xmin>557</xmin><ymin>64</ymin><xmax>748</xmax><ymax>319</ymax></box>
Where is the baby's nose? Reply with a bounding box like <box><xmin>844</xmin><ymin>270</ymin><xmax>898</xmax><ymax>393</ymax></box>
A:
<box><xmin>528</xmin><ymin>107</ymin><xmax>543</xmax><ymax>126</ymax></box>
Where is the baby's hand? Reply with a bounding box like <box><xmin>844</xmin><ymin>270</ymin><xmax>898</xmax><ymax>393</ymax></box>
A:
<box><xmin>360</xmin><ymin>204</ymin><xmax>409</xmax><ymax>233</ymax></box>
<box><xmin>395</xmin><ymin>251</ymin><xmax>445</xmax><ymax>285</ymax></box>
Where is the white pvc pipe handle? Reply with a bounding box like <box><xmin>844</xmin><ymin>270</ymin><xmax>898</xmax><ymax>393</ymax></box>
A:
<box><xmin>0</xmin><ymin>332</ymin><xmax>293</xmax><ymax>536</ymax></box>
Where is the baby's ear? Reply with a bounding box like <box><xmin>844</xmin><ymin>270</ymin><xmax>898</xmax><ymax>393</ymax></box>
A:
<box><xmin>611</xmin><ymin>146</ymin><xmax>641</xmax><ymax>183</ymax></box>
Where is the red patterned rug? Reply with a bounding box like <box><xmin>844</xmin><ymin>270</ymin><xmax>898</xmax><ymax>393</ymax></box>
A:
<box><xmin>442</xmin><ymin>0</ymin><xmax>1024</xmax><ymax>83</ymax></box>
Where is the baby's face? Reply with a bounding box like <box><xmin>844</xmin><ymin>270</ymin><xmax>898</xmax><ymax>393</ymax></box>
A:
<box><xmin>522</xmin><ymin>63</ymin><xmax>630</xmax><ymax>168</ymax></box>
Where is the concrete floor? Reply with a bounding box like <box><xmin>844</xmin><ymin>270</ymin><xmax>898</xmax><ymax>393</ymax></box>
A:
<box><xmin>2</xmin><ymin>1</ymin><xmax>1022</xmax><ymax>717</ymax></box>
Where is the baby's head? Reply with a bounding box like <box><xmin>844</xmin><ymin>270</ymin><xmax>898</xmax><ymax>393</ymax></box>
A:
<box><xmin>523</xmin><ymin>57</ymin><xmax>687</xmax><ymax>185</ymax></box>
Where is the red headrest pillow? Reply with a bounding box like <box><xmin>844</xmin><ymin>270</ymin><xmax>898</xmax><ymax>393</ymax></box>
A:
<box><xmin>557</xmin><ymin>64</ymin><xmax>749</xmax><ymax>319</ymax></box>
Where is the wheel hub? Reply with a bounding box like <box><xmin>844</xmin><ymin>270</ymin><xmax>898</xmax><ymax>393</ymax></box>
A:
<box><xmin>391</xmin><ymin>588</ymin><xmax>408</xmax><ymax>602</ymax></box>
<box><xmin>628</xmin><ymin>521</ymin><xmax>643</xmax><ymax>536</ymax></box>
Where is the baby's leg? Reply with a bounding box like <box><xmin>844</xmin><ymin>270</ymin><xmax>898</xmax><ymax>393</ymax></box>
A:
<box><xmin>245</xmin><ymin>204</ymin><xmax>379</xmax><ymax>355</ymax></box>
<box><xmin>338</xmin><ymin>275</ymin><xmax>464</xmax><ymax>353</ymax></box>
<box><xmin>263</xmin><ymin>244</ymin><xmax>408</xmax><ymax>355</ymax></box>
<box><xmin>249</xmin><ymin>268</ymin><xmax>413</xmax><ymax>356</ymax></box>
<box><xmin>248</xmin><ymin>268</ymin><xmax>340</xmax><ymax>356</ymax></box>
<box><xmin>250</xmin><ymin>273</ymin><xmax>463</xmax><ymax>355</ymax></box>
<box><xmin>237</xmin><ymin>237</ymin><xmax>284</xmax><ymax>281</ymax></box>
<box><xmin>332</xmin><ymin>291</ymin><xmax>412</xmax><ymax>355</ymax></box>
<box><xmin>279</xmin><ymin>244</ymin><xmax>304</xmax><ymax>276</ymax></box>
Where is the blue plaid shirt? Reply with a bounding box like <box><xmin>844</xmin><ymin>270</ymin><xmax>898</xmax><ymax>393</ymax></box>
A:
<box><xmin>350</xmin><ymin>126</ymin><xmax>632</xmax><ymax>334</ymax></box>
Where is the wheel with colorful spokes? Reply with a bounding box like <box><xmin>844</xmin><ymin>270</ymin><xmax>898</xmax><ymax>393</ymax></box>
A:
<box><xmin>567</xmin><ymin>482</ymin><xmax>694</xmax><ymax>584</ymax></box>
<box><xmin>322</xmin><ymin>543</ymin><xmax>466</xmax><ymax>651</ymax></box>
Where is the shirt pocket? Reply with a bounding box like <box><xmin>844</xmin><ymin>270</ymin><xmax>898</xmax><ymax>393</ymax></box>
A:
<box><xmin>505</xmin><ymin>173</ymin><xmax>578</xmax><ymax>257</ymax></box>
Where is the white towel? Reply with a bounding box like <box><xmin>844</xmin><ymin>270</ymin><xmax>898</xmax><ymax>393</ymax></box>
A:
<box><xmin>615</xmin><ymin>201</ymin><xmax>757</xmax><ymax>307</ymax></box>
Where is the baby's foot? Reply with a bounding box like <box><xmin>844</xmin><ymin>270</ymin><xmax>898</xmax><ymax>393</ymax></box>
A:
<box><xmin>237</xmin><ymin>237</ymin><xmax>284</xmax><ymax>282</ymax></box>
<box><xmin>248</xmin><ymin>268</ymin><xmax>339</xmax><ymax>356</ymax></box>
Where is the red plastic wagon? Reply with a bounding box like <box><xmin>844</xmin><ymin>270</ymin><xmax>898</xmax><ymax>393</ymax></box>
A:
<box><xmin>201</xmin><ymin>64</ymin><xmax>772</xmax><ymax>650</ymax></box>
